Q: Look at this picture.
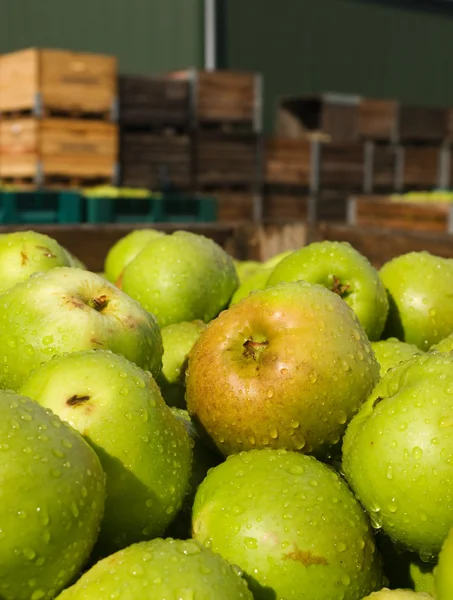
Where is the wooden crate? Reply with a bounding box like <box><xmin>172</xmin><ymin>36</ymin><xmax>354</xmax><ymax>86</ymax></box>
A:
<box><xmin>358</xmin><ymin>98</ymin><xmax>398</xmax><ymax>141</ymax></box>
<box><xmin>398</xmin><ymin>146</ymin><xmax>441</xmax><ymax>190</ymax></box>
<box><xmin>319</xmin><ymin>142</ymin><xmax>365</xmax><ymax>189</ymax></box>
<box><xmin>120</xmin><ymin>132</ymin><xmax>191</xmax><ymax>190</ymax></box>
<box><xmin>364</xmin><ymin>142</ymin><xmax>397</xmax><ymax>192</ymax></box>
<box><xmin>195</xmin><ymin>133</ymin><xmax>259</xmax><ymax>188</ymax></box>
<box><xmin>170</xmin><ymin>69</ymin><xmax>261</xmax><ymax>131</ymax></box>
<box><xmin>119</xmin><ymin>75</ymin><xmax>190</xmax><ymax>128</ymax></box>
<box><xmin>212</xmin><ymin>192</ymin><xmax>256</xmax><ymax>222</ymax></box>
<box><xmin>316</xmin><ymin>191</ymin><xmax>349</xmax><ymax>221</ymax></box>
<box><xmin>0</xmin><ymin>48</ymin><xmax>117</xmax><ymax>119</ymax></box>
<box><xmin>399</xmin><ymin>106</ymin><xmax>448</xmax><ymax>143</ymax></box>
<box><xmin>0</xmin><ymin>118</ymin><xmax>118</xmax><ymax>185</ymax></box>
<box><xmin>263</xmin><ymin>191</ymin><xmax>308</xmax><ymax>222</ymax></box>
<box><xmin>276</xmin><ymin>94</ymin><xmax>360</xmax><ymax>142</ymax></box>
<box><xmin>347</xmin><ymin>195</ymin><xmax>453</xmax><ymax>233</ymax></box>
<box><xmin>264</xmin><ymin>139</ymin><xmax>311</xmax><ymax>187</ymax></box>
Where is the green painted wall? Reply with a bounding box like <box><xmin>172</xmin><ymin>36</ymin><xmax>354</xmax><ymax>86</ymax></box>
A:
<box><xmin>0</xmin><ymin>0</ymin><xmax>204</xmax><ymax>74</ymax></box>
<box><xmin>224</xmin><ymin>0</ymin><xmax>453</xmax><ymax>132</ymax></box>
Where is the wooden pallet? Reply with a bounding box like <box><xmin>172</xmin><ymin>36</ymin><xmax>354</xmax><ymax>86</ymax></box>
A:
<box><xmin>358</xmin><ymin>98</ymin><xmax>398</xmax><ymax>142</ymax></box>
<box><xmin>0</xmin><ymin>49</ymin><xmax>117</xmax><ymax>120</ymax></box>
<box><xmin>276</xmin><ymin>93</ymin><xmax>360</xmax><ymax>143</ymax></box>
<box><xmin>347</xmin><ymin>195</ymin><xmax>453</xmax><ymax>233</ymax></box>
<box><xmin>120</xmin><ymin>131</ymin><xmax>192</xmax><ymax>190</ymax></box>
<box><xmin>119</xmin><ymin>75</ymin><xmax>190</xmax><ymax>128</ymax></box>
<box><xmin>264</xmin><ymin>139</ymin><xmax>312</xmax><ymax>187</ymax></box>
<box><xmin>195</xmin><ymin>132</ymin><xmax>259</xmax><ymax>188</ymax></box>
<box><xmin>169</xmin><ymin>69</ymin><xmax>261</xmax><ymax>132</ymax></box>
<box><xmin>0</xmin><ymin>118</ymin><xmax>118</xmax><ymax>184</ymax></box>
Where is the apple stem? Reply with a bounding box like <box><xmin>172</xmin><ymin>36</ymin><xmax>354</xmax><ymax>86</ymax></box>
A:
<box><xmin>67</xmin><ymin>394</ymin><xmax>91</xmax><ymax>406</ymax></box>
<box><xmin>331</xmin><ymin>276</ymin><xmax>350</xmax><ymax>299</ymax></box>
<box><xmin>88</xmin><ymin>295</ymin><xmax>109</xmax><ymax>311</ymax></box>
<box><xmin>243</xmin><ymin>339</ymin><xmax>269</xmax><ymax>360</ymax></box>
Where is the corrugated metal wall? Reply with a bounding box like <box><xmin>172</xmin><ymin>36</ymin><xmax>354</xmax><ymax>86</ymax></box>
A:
<box><xmin>0</xmin><ymin>0</ymin><xmax>204</xmax><ymax>74</ymax></box>
<box><xmin>224</xmin><ymin>0</ymin><xmax>453</xmax><ymax>131</ymax></box>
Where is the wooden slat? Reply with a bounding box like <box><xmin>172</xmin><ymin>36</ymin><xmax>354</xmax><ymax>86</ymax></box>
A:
<box><xmin>349</xmin><ymin>195</ymin><xmax>451</xmax><ymax>233</ymax></box>
<box><xmin>210</xmin><ymin>192</ymin><xmax>255</xmax><ymax>222</ymax></box>
<box><xmin>402</xmin><ymin>146</ymin><xmax>440</xmax><ymax>189</ymax></box>
<box><xmin>320</xmin><ymin>142</ymin><xmax>364</xmax><ymax>189</ymax></box>
<box><xmin>399</xmin><ymin>105</ymin><xmax>448</xmax><ymax>143</ymax></box>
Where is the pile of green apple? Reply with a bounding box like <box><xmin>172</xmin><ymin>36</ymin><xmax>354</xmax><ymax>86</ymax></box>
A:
<box><xmin>1</xmin><ymin>228</ymin><xmax>453</xmax><ymax>599</ymax></box>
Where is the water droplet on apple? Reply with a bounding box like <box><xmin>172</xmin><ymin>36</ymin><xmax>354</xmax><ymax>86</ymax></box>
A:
<box><xmin>267</xmin><ymin>387</ymin><xmax>274</xmax><ymax>398</ymax></box>
<box><xmin>412</xmin><ymin>446</ymin><xmax>423</xmax><ymax>459</ymax></box>
<box><xmin>386</xmin><ymin>465</ymin><xmax>393</xmax><ymax>480</ymax></box>
<box><xmin>23</xmin><ymin>548</ymin><xmax>36</xmax><ymax>560</ymax></box>
<box><xmin>388</xmin><ymin>498</ymin><xmax>399</xmax><ymax>513</ymax></box>
<box><xmin>288</xmin><ymin>465</ymin><xmax>305</xmax><ymax>475</ymax></box>
<box><xmin>439</xmin><ymin>416</ymin><xmax>453</xmax><ymax>428</ymax></box>
<box><xmin>290</xmin><ymin>420</ymin><xmax>299</xmax><ymax>429</ymax></box>
<box><xmin>269</xmin><ymin>427</ymin><xmax>278</xmax><ymax>439</ymax></box>
<box><xmin>244</xmin><ymin>537</ymin><xmax>258</xmax><ymax>549</ymax></box>
<box><xmin>280</xmin><ymin>367</ymin><xmax>289</xmax><ymax>376</ymax></box>
<box><xmin>308</xmin><ymin>370</ymin><xmax>318</xmax><ymax>384</ymax></box>
<box><xmin>337</xmin><ymin>541</ymin><xmax>347</xmax><ymax>552</ymax></box>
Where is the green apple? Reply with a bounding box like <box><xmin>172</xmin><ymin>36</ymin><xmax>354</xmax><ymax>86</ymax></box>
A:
<box><xmin>380</xmin><ymin>251</ymin><xmax>453</xmax><ymax>350</ymax></box>
<box><xmin>0</xmin><ymin>390</ymin><xmax>105</xmax><ymax>600</ymax></box>
<box><xmin>435</xmin><ymin>527</ymin><xmax>453</xmax><ymax>599</ymax></box>
<box><xmin>430</xmin><ymin>333</ymin><xmax>453</xmax><ymax>353</ymax></box>
<box><xmin>186</xmin><ymin>281</ymin><xmax>379</xmax><ymax>458</ymax></box>
<box><xmin>20</xmin><ymin>349</ymin><xmax>192</xmax><ymax>555</ymax></box>
<box><xmin>56</xmin><ymin>538</ymin><xmax>253</xmax><ymax>600</ymax></box>
<box><xmin>121</xmin><ymin>231</ymin><xmax>239</xmax><ymax>327</ymax></box>
<box><xmin>104</xmin><ymin>229</ymin><xmax>165</xmax><ymax>284</ymax></box>
<box><xmin>192</xmin><ymin>448</ymin><xmax>383</xmax><ymax>600</ymax></box>
<box><xmin>0</xmin><ymin>230</ymin><xmax>72</xmax><ymax>294</ymax></box>
<box><xmin>267</xmin><ymin>241</ymin><xmax>389</xmax><ymax>341</ymax></box>
<box><xmin>263</xmin><ymin>250</ymin><xmax>293</xmax><ymax>269</ymax></box>
<box><xmin>229</xmin><ymin>266</ymin><xmax>274</xmax><ymax>306</ymax></box>
<box><xmin>166</xmin><ymin>407</ymin><xmax>222</xmax><ymax>538</ymax></box>
<box><xmin>371</xmin><ymin>338</ymin><xmax>422</xmax><ymax>376</ymax></box>
<box><xmin>342</xmin><ymin>352</ymin><xmax>453</xmax><ymax>558</ymax></box>
<box><xmin>363</xmin><ymin>590</ymin><xmax>433</xmax><ymax>599</ymax></box>
<box><xmin>234</xmin><ymin>259</ymin><xmax>261</xmax><ymax>283</ymax></box>
<box><xmin>156</xmin><ymin>320</ymin><xmax>207</xmax><ymax>408</ymax></box>
<box><xmin>0</xmin><ymin>267</ymin><xmax>163</xmax><ymax>390</ymax></box>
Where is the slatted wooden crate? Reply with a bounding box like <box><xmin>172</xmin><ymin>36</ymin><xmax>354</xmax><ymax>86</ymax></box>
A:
<box><xmin>0</xmin><ymin>118</ymin><xmax>118</xmax><ymax>186</ymax></box>
<box><xmin>276</xmin><ymin>93</ymin><xmax>360</xmax><ymax>142</ymax></box>
<box><xmin>316</xmin><ymin>191</ymin><xmax>349</xmax><ymax>221</ymax></box>
<box><xmin>319</xmin><ymin>142</ymin><xmax>365</xmax><ymax>189</ymax></box>
<box><xmin>347</xmin><ymin>195</ymin><xmax>453</xmax><ymax>232</ymax></box>
<box><xmin>195</xmin><ymin>133</ymin><xmax>259</xmax><ymax>188</ymax></box>
<box><xmin>0</xmin><ymin>48</ymin><xmax>117</xmax><ymax>119</ymax></box>
<box><xmin>397</xmin><ymin>146</ymin><xmax>441</xmax><ymax>190</ymax></box>
<box><xmin>170</xmin><ymin>69</ymin><xmax>261</xmax><ymax>131</ymax></box>
<box><xmin>399</xmin><ymin>106</ymin><xmax>448</xmax><ymax>143</ymax></box>
<box><xmin>264</xmin><ymin>139</ymin><xmax>311</xmax><ymax>187</ymax></box>
<box><xmin>119</xmin><ymin>75</ymin><xmax>190</xmax><ymax>128</ymax></box>
<box><xmin>363</xmin><ymin>142</ymin><xmax>397</xmax><ymax>192</ymax></box>
<box><xmin>358</xmin><ymin>99</ymin><xmax>398</xmax><ymax>141</ymax></box>
<box><xmin>120</xmin><ymin>132</ymin><xmax>192</xmax><ymax>190</ymax></box>
<box><xmin>263</xmin><ymin>191</ymin><xmax>308</xmax><ymax>222</ymax></box>
<box><xmin>212</xmin><ymin>192</ymin><xmax>256</xmax><ymax>222</ymax></box>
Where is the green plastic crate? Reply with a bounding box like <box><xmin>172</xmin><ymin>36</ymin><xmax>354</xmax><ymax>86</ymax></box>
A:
<box><xmin>0</xmin><ymin>191</ymin><xmax>82</xmax><ymax>224</ymax></box>
<box><xmin>85</xmin><ymin>197</ymin><xmax>163</xmax><ymax>223</ymax></box>
<box><xmin>160</xmin><ymin>194</ymin><xmax>217</xmax><ymax>223</ymax></box>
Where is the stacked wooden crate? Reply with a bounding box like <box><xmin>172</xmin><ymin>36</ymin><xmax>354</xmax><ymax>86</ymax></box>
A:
<box><xmin>118</xmin><ymin>75</ymin><xmax>192</xmax><ymax>190</ymax></box>
<box><xmin>268</xmin><ymin>94</ymin><xmax>366</xmax><ymax>222</ymax></box>
<box><xmin>0</xmin><ymin>48</ymin><xmax>118</xmax><ymax>187</ymax></box>
<box><xmin>170</xmin><ymin>69</ymin><xmax>262</xmax><ymax>222</ymax></box>
<box><xmin>358</xmin><ymin>99</ymin><xmax>447</xmax><ymax>193</ymax></box>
